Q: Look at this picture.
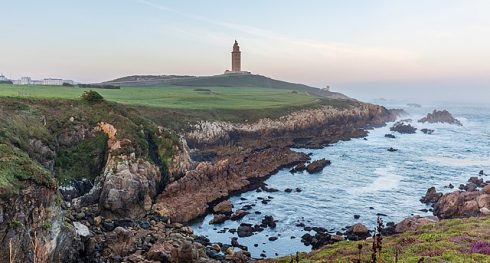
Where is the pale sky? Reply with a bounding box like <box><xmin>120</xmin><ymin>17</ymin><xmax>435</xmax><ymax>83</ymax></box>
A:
<box><xmin>1</xmin><ymin>0</ymin><xmax>489</xmax><ymax>102</ymax></box>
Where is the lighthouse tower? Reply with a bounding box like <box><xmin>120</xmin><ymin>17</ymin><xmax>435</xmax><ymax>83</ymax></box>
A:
<box><xmin>231</xmin><ymin>40</ymin><xmax>241</xmax><ymax>72</ymax></box>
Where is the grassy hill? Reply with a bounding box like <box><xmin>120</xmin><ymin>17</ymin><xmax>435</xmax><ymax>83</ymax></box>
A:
<box><xmin>268</xmin><ymin>217</ymin><xmax>490</xmax><ymax>263</ymax></box>
<box><xmin>103</xmin><ymin>73</ymin><xmax>349</xmax><ymax>99</ymax></box>
<box><xmin>0</xmin><ymin>84</ymin><xmax>324</xmax><ymax>110</ymax></box>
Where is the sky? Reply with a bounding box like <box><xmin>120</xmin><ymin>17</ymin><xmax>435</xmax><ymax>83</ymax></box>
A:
<box><xmin>1</xmin><ymin>0</ymin><xmax>489</xmax><ymax>103</ymax></box>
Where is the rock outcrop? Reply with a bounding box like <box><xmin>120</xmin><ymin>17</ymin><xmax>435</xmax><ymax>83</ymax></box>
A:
<box><xmin>306</xmin><ymin>159</ymin><xmax>331</xmax><ymax>174</ymax></box>
<box><xmin>418</xmin><ymin>110</ymin><xmax>462</xmax><ymax>126</ymax></box>
<box><xmin>390</xmin><ymin>120</ymin><xmax>417</xmax><ymax>134</ymax></box>
<box><xmin>434</xmin><ymin>190</ymin><xmax>490</xmax><ymax>219</ymax></box>
<box><xmin>153</xmin><ymin>148</ymin><xmax>309</xmax><ymax>223</ymax></box>
<box><xmin>395</xmin><ymin>216</ymin><xmax>439</xmax><ymax>233</ymax></box>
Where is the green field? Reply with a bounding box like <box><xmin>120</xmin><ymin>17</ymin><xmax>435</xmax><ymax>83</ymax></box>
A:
<box><xmin>0</xmin><ymin>84</ymin><xmax>320</xmax><ymax>110</ymax></box>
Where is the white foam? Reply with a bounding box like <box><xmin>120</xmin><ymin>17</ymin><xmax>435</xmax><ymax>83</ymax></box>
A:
<box><xmin>356</xmin><ymin>167</ymin><xmax>402</xmax><ymax>193</ymax></box>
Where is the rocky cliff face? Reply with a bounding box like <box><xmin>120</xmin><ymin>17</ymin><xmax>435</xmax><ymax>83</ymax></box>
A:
<box><xmin>153</xmin><ymin>103</ymin><xmax>397</xmax><ymax>223</ymax></box>
<box><xmin>186</xmin><ymin>104</ymin><xmax>395</xmax><ymax>149</ymax></box>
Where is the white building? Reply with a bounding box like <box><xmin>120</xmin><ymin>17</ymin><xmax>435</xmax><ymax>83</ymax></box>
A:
<box><xmin>20</xmin><ymin>77</ymin><xmax>32</xmax><ymax>85</ymax></box>
<box><xmin>43</xmin><ymin>78</ymin><xmax>63</xmax><ymax>85</ymax></box>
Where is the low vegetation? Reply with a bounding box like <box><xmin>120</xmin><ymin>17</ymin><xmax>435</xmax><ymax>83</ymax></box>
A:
<box><xmin>270</xmin><ymin>217</ymin><xmax>490</xmax><ymax>263</ymax></box>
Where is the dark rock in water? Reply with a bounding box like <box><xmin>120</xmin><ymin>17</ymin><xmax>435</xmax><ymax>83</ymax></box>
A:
<box><xmin>260</xmin><ymin>253</ymin><xmax>266</xmax><ymax>258</ymax></box>
<box><xmin>231</xmin><ymin>237</ymin><xmax>240</xmax><ymax>247</ymax></box>
<box><xmin>390</xmin><ymin>121</ymin><xmax>417</xmax><ymax>134</ymax></box>
<box><xmin>468</xmin><ymin>176</ymin><xmax>485</xmax><ymax>187</ymax></box>
<box><xmin>480</xmin><ymin>170</ymin><xmax>486</xmax><ymax>176</ymax></box>
<box><xmin>376</xmin><ymin>213</ymin><xmax>388</xmax><ymax>217</ymax></box>
<box><xmin>419</xmin><ymin>209</ymin><xmax>429</xmax><ymax>213</ymax></box>
<box><xmin>385</xmin><ymin>134</ymin><xmax>396</xmax><ymax>139</ymax></box>
<box><xmin>465</xmin><ymin>182</ymin><xmax>478</xmax><ymax>192</ymax></box>
<box><xmin>295</xmin><ymin>188</ymin><xmax>302</xmax><ymax>192</ymax></box>
<box><xmin>237</xmin><ymin>223</ymin><xmax>255</xmax><ymax>237</ymax></box>
<box><xmin>369</xmin><ymin>207</ymin><xmax>374</xmax><ymax>210</ymax></box>
<box><xmin>420</xmin><ymin>187</ymin><xmax>442</xmax><ymax>204</ymax></box>
<box><xmin>284</xmin><ymin>188</ymin><xmax>293</xmax><ymax>193</ymax></box>
<box><xmin>290</xmin><ymin>162</ymin><xmax>307</xmax><ymax>173</ymax></box>
<box><xmin>261</xmin><ymin>185</ymin><xmax>279</xmax><ymax>192</ymax></box>
<box><xmin>209</xmin><ymin>214</ymin><xmax>228</xmax><ymax>224</ymax></box>
<box><xmin>421</xmin><ymin>128</ymin><xmax>435</xmax><ymax>134</ymax></box>
<box><xmin>230</xmin><ymin>210</ymin><xmax>249</xmax><ymax>221</ymax></box>
<box><xmin>206</xmin><ymin>247</ymin><xmax>224</xmax><ymax>260</ymax></box>
<box><xmin>387</xmin><ymin>147</ymin><xmax>398</xmax><ymax>152</ymax></box>
<box><xmin>296</xmin><ymin>222</ymin><xmax>305</xmax><ymax>227</ymax></box>
<box><xmin>261</xmin><ymin>215</ymin><xmax>276</xmax><ymax>228</ymax></box>
<box><xmin>306</xmin><ymin>159</ymin><xmax>331</xmax><ymax>174</ymax></box>
<box><xmin>363</xmin><ymin>138</ymin><xmax>368</xmax><ymax>141</ymax></box>
<box><xmin>418</xmin><ymin>110</ymin><xmax>462</xmax><ymax>126</ymax></box>
<box><xmin>268</xmin><ymin>236</ymin><xmax>278</xmax><ymax>241</ymax></box>
<box><xmin>353</xmin><ymin>214</ymin><xmax>360</xmax><ymax>219</ymax></box>
<box><xmin>444</xmin><ymin>183</ymin><xmax>454</xmax><ymax>189</ymax></box>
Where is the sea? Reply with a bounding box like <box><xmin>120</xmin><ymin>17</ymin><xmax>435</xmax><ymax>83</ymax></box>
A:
<box><xmin>191</xmin><ymin>101</ymin><xmax>490</xmax><ymax>258</ymax></box>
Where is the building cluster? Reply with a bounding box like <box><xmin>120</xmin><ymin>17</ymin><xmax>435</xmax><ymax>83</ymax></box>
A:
<box><xmin>0</xmin><ymin>74</ymin><xmax>74</xmax><ymax>85</ymax></box>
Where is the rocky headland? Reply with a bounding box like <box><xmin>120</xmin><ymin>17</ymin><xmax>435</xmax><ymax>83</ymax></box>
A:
<box><xmin>0</xmin><ymin>96</ymin><xmax>400</xmax><ymax>262</ymax></box>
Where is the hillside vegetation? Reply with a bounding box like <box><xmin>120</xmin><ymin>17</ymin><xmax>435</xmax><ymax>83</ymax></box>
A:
<box><xmin>269</xmin><ymin>217</ymin><xmax>490</xmax><ymax>263</ymax></box>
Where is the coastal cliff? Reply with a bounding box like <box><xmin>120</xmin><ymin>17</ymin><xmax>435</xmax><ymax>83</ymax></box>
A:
<box><xmin>153</xmin><ymin>103</ymin><xmax>397</xmax><ymax>223</ymax></box>
<box><xmin>0</xmin><ymin>97</ymin><xmax>396</xmax><ymax>262</ymax></box>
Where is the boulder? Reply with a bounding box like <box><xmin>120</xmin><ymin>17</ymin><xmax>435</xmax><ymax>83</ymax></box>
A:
<box><xmin>213</xmin><ymin>200</ymin><xmax>233</xmax><ymax>214</ymax></box>
<box><xmin>483</xmin><ymin>185</ymin><xmax>490</xmax><ymax>195</ymax></box>
<box><xmin>434</xmin><ymin>192</ymin><xmax>464</xmax><ymax>219</ymax></box>
<box><xmin>73</xmin><ymin>222</ymin><xmax>90</xmax><ymax>238</ymax></box>
<box><xmin>390</xmin><ymin>121</ymin><xmax>417</xmax><ymax>134</ymax></box>
<box><xmin>346</xmin><ymin>223</ymin><xmax>370</xmax><ymax>240</ymax></box>
<box><xmin>209</xmin><ymin>214</ymin><xmax>228</xmax><ymax>225</ymax></box>
<box><xmin>395</xmin><ymin>216</ymin><xmax>439</xmax><ymax>233</ymax></box>
<box><xmin>237</xmin><ymin>223</ymin><xmax>255</xmax><ymax>237</ymax></box>
<box><xmin>420</xmin><ymin>187</ymin><xmax>442</xmax><ymax>204</ymax></box>
<box><xmin>418</xmin><ymin>110</ymin><xmax>462</xmax><ymax>126</ymax></box>
<box><xmin>306</xmin><ymin>159</ymin><xmax>331</xmax><ymax>174</ymax></box>
<box><xmin>480</xmin><ymin>207</ymin><xmax>490</xmax><ymax>216</ymax></box>
<box><xmin>230</xmin><ymin>210</ymin><xmax>249</xmax><ymax>221</ymax></box>
<box><xmin>476</xmin><ymin>194</ymin><xmax>490</xmax><ymax>208</ymax></box>
<box><xmin>421</xmin><ymin>128</ymin><xmax>434</xmax><ymax>134</ymax></box>
<box><xmin>387</xmin><ymin>147</ymin><xmax>398</xmax><ymax>152</ymax></box>
<box><xmin>384</xmin><ymin>134</ymin><xmax>396</xmax><ymax>139</ymax></box>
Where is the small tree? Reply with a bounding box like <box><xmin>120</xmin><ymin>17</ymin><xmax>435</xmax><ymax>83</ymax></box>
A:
<box><xmin>81</xmin><ymin>90</ymin><xmax>104</xmax><ymax>103</ymax></box>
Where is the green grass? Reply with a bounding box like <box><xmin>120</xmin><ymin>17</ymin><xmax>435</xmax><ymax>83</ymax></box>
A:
<box><xmin>0</xmin><ymin>84</ymin><xmax>320</xmax><ymax>110</ymax></box>
<box><xmin>269</xmin><ymin>217</ymin><xmax>490</xmax><ymax>263</ymax></box>
<box><xmin>0</xmin><ymin>143</ymin><xmax>55</xmax><ymax>197</ymax></box>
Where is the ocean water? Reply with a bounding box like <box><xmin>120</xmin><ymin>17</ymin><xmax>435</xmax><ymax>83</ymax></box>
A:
<box><xmin>192</xmin><ymin>102</ymin><xmax>490</xmax><ymax>258</ymax></box>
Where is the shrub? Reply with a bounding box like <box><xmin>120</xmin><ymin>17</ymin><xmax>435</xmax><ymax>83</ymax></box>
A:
<box><xmin>81</xmin><ymin>90</ymin><xmax>104</xmax><ymax>103</ymax></box>
<box><xmin>471</xmin><ymin>241</ymin><xmax>490</xmax><ymax>255</ymax></box>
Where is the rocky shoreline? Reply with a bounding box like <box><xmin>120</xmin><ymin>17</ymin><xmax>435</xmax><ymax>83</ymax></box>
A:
<box><xmin>0</xmin><ymin>100</ymin><xmax>399</xmax><ymax>263</ymax></box>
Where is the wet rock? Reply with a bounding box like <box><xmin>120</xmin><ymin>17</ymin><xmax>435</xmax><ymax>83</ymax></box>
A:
<box><xmin>285</xmin><ymin>188</ymin><xmax>293</xmax><ymax>193</ymax></box>
<box><xmin>213</xmin><ymin>200</ymin><xmax>233</xmax><ymax>214</ymax></box>
<box><xmin>237</xmin><ymin>223</ymin><xmax>255</xmax><ymax>237</ymax></box>
<box><xmin>395</xmin><ymin>216</ymin><xmax>439</xmax><ymax>233</ymax></box>
<box><xmin>421</xmin><ymin>128</ymin><xmax>434</xmax><ymax>135</ymax></box>
<box><xmin>387</xmin><ymin>147</ymin><xmax>398</xmax><ymax>152</ymax></box>
<box><xmin>261</xmin><ymin>215</ymin><xmax>276</xmax><ymax>228</ymax></box>
<box><xmin>306</xmin><ymin>159</ymin><xmax>331</xmax><ymax>174</ymax></box>
<box><xmin>209</xmin><ymin>214</ymin><xmax>228</xmax><ymax>225</ymax></box>
<box><xmin>468</xmin><ymin>177</ymin><xmax>485</xmax><ymax>187</ymax></box>
<box><xmin>390</xmin><ymin>121</ymin><xmax>417</xmax><ymax>134</ymax></box>
<box><xmin>295</xmin><ymin>188</ymin><xmax>302</xmax><ymax>192</ymax></box>
<box><xmin>291</xmin><ymin>162</ymin><xmax>306</xmax><ymax>173</ymax></box>
<box><xmin>261</xmin><ymin>185</ymin><xmax>279</xmax><ymax>192</ymax></box>
<box><xmin>268</xmin><ymin>236</ymin><xmax>278</xmax><ymax>241</ymax></box>
<box><xmin>418</xmin><ymin>110</ymin><xmax>462</xmax><ymax>126</ymax></box>
<box><xmin>384</xmin><ymin>134</ymin><xmax>396</xmax><ymax>139</ymax></box>
<box><xmin>420</xmin><ymin>186</ymin><xmax>442</xmax><ymax>204</ymax></box>
<box><xmin>230</xmin><ymin>210</ymin><xmax>249</xmax><ymax>221</ymax></box>
<box><xmin>354</xmin><ymin>215</ymin><xmax>360</xmax><ymax>219</ymax></box>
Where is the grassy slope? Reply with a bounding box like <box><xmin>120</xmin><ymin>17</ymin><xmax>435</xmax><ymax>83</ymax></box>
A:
<box><xmin>0</xmin><ymin>84</ymin><xmax>321</xmax><ymax>110</ymax></box>
<box><xmin>0</xmin><ymin>98</ymin><xmax>180</xmax><ymax>191</ymax></box>
<box><xmin>271</xmin><ymin>217</ymin><xmax>490</xmax><ymax>263</ymax></box>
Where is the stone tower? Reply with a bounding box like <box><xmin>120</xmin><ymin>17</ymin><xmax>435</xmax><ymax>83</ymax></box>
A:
<box><xmin>231</xmin><ymin>40</ymin><xmax>241</xmax><ymax>72</ymax></box>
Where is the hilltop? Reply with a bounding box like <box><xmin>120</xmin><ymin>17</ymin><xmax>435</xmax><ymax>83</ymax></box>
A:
<box><xmin>102</xmin><ymin>73</ymin><xmax>350</xmax><ymax>99</ymax></box>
